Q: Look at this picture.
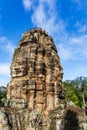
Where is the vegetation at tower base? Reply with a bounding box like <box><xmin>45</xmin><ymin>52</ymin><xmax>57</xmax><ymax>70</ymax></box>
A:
<box><xmin>0</xmin><ymin>28</ymin><xmax>87</xmax><ymax>130</ymax></box>
<box><xmin>63</xmin><ymin>76</ymin><xmax>87</xmax><ymax>108</ymax></box>
<box><xmin>0</xmin><ymin>86</ymin><xmax>7</xmax><ymax>99</ymax></box>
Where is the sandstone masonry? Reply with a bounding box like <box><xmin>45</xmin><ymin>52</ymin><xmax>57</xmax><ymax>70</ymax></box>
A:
<box><xmin>0</xmin><ymin>28</ymin><xmax>65</xmax><ymax>130</ymax></box>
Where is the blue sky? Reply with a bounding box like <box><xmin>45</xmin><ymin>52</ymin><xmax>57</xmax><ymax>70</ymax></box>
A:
<box><xmin>0</xmin><ymin>0</ymin><xmax>87</xmax><ymax>86</ymax></box>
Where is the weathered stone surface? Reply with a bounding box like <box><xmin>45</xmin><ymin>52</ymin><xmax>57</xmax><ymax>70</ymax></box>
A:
<box><xmin>0</xmin><ymin>28</ymin><xmax>65</xmax><ymax>130</ymax></box>
<box><xmin>64</xmin><ymin>106</ymin><xmax>87</xmax><ymax>130</ymax></box>
<box><xmin>7</xmin><ymin>28</ymin><xmax>64</xmax><ymax>111</ymax></box>
<box><xmin>0</xmin><ymin>108</ymin><xmax>10</xmax><ymax>130</ymax></box>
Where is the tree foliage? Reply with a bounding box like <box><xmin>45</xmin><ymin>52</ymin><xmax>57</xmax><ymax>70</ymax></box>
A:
<box><xmin>0</xmin><ymin>86</ymin><xmax>7</xmax><ymax>99</ymax></box>
<box><xmin>63</xmin><ymin>76</ymin><xmax>87</xmax><ymax>108</ymax></box>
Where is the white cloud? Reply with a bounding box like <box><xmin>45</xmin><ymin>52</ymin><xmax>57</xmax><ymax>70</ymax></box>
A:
<box><xmin>0</xmin><ymin>72</ymin><xmax>10</xmax><ymax>86</ymax></box>
<box><xmin>5</xmin><ymin>43</ymin><xmax>15</xmax><ymax>54</ymax></box>
<box><xmin>22</xmin><ymin>0</ymin><xmax>66</xmax><ymax>37</ymax></box>
<box><xmin>58</xmin><ymin>44</ymin><xmax>72</xmax><ymax>60</ymax></box>
<box><xmin>58</xmin><ymin>34</ymin><xmax>87</xmax><ymax>61</ymax></box>
<box><xmin>0</xmin><ymin>37</ymin><xmax>15</xmax><ymax>86</ymax></box>
<box><xmin>0</xmin><ymin>36</ymin><xmax>6</xmax><ymax>42</ymax></box>
<box><xmin>0</xmin><ymin>80</ymin><xmax>7</xmax><ymax>86</ymax></box>
<box><xmin>32</xmin><ymin>3</ymin><xmax>46</xmax><ymax>26</ymax></box>
<box><xmin>31</xmin><ymin>0</ymin><xmax>66</xmax><ymax>36</ymax></box>
<box><xmin>22</xmin><ymin>0</ymin><xmax>33</xmax><ymax>10</ymax></box>
<box><xmin>0</xmin><ymin>62</ymin><xmax>10</xmax><ymax>86</ymax></box>
<box><xmin>78</xmin><ymin>24</ymin><xmax>87</xmax><ymax>33</ymax></box>
<box><xmin>39</xmin><ymin>0</ymin><xmax>56</xmax><ymax>11</ymax></box>
<box><xmin>75</xmin><ymin>21</ymin><xmax>87</xmax><ymax>33</ymax></box>
<box><xmin>0</xmin><ymin>63</ymin><xmax>10</xmax><ymax>76</ymax></box>
<box><xmin>0</xmin><ymin>36</ymin><xmax>16</xmax><ymax>56</ymax></box>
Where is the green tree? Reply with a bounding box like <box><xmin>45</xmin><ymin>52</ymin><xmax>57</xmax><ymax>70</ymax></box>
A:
<box><xmin>63</xmin><ymin>79</ymin><xmax>83</xmax><ymax>107</ymax></box>
<box><xmin>73</xmin><ymin>77</ymin><xmax>87</xmax><ymax>107</ymax></box>
<box><xmin>0</xmin><ymin>86</ymin><xmax>7</xmax><ymax>99</ymax></box>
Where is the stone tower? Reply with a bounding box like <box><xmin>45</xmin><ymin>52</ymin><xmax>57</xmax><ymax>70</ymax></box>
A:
<box><xmin>7</xmin><ymin>28</ymin><xmax>64</xmax><ymax>112</ymax></box>
<box><xmin>0</xmin><ymin>28</ymin><xmax>65</xmax><ymax>130</ymax></box>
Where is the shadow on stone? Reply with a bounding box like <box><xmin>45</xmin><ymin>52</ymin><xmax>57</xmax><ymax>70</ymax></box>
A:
<box><xmin>50</xmin><ymin>118</ymin><xmax>56</xmax><ymax>130</ymax></box>
<box><xmin>64</xmin><ymin>109</ymin><xmax>79</xmax><ymax>130</ymax></box>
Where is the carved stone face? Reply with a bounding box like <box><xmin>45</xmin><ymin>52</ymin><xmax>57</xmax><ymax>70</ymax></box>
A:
<box><xmin>11</xmin><ymin>60</ymin><xmax>28</xmax><ymax>78</ymax></box>
<box><xmin>8</xmin><ymin>28</ymin><xmax>64</xmax><ymax>112</ymax></box>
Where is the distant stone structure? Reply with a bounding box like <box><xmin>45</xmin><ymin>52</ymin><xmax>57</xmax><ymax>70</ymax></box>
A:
<box><xmin>0</xmin><ymin>28</ymin><xmax>65</xmax><ymax>130</ymax></box>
